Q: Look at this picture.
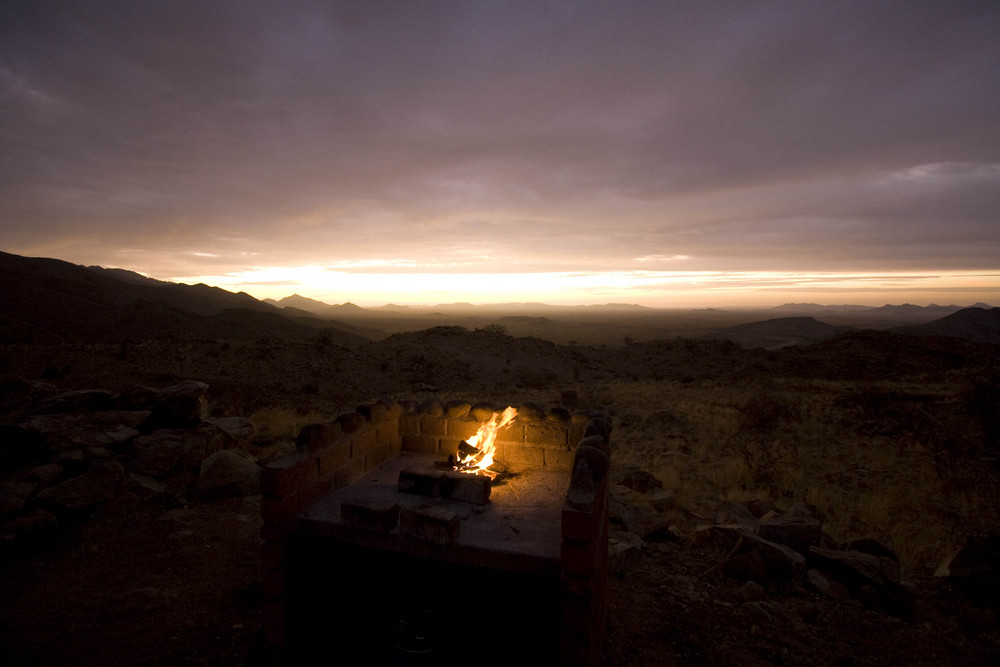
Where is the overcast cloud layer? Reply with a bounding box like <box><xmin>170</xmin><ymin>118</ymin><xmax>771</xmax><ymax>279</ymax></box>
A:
<box><xmin>2</xmin><ymin>1</ymin><xmax>998</xmax><ymax>303</ymax></box>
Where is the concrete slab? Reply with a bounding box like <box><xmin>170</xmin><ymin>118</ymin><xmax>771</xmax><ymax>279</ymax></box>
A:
<box><xmin>300</xmin><ymin>452</ymin><xmax>568</xmax><ymax>576</ymax></box>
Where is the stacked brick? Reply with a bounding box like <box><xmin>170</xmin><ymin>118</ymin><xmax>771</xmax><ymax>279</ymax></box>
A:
<box><xmin>260</xmin><ymin>397</ymin><xmax>611</xmax><ymax>665</ymax></box>
<box><xmin>561</xmin><ymin>416</ymin><xmax>613</xmax><ymax>666</ymax></box>
<box><xmin>259</xmin><ymin>398</ymin><xmax>402</xmax><ymax>650</ymax></box>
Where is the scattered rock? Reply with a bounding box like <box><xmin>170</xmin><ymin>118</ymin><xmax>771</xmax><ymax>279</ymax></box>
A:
<box><xmin>618</xmin><ymin>467</ymin><xmax>663</xmax><ymax>494</ymax></box>
<box><xmin>650</xmin><ymin>489</ymin><xmax>676</xmax><ymax>512</ymax></box>
<box><xmin>759</xmin><ymin>513</ymin><xmax>822</xmax><ymax>555</ymax></box>
<box><xmin>808</xmin><ymin>546</ymin><xmax>914</xmax><ymax>617</ymax></box>
<box><xmin>736</xmin><ymin>580</ymin><xmax>769</xmax><ymax>603</ymax></box>
<box><xmin>34</xmin><ymin>460</ymin><xmax>125</xmax><ymax>518</ymax></box>
<box><xmin>609</xmin><ymin>531</ymin><xmax>644</xmax><ymax>577</ymax></box>
<box><xmin>715</xmin><ymin>500</ymin><xmax>760</xmax><ymax>533</ymax></box>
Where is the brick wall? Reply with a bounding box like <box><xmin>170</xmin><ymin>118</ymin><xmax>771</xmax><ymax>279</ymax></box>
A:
<box><xmin>260</xmin><ymin>398</ymin><xmax>610</xmax><ymax>665</ymax></box>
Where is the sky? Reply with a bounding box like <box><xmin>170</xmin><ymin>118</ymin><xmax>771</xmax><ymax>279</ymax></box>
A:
<box><xmin>2</xmin><ymin>0</ymin><xmax>999</xmax><ymax>308</ymax></box>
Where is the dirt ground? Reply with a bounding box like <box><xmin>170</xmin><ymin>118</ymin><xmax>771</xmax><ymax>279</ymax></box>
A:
<box><xmin>2</xmin><ymin>494</ymin><xmax>999</xmax><ymax>666</ymax></box>
<box><xmin>0</xmin><ymin>497</ymin><xmax>265</xmax><ymax>666</ymax></box>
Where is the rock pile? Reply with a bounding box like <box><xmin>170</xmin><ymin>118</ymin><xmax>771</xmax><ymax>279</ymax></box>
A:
<box><xmin>1</xmin><ymin>381</ymin><xmax>260</xmax><ymax>559</ymax></box>
<box><xmin>608</xmin><ymin>468</ymin><xmax>1000</xmax><ymax>629</ymax></box>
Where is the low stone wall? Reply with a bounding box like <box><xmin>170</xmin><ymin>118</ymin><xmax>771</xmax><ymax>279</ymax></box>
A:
<box><xmin>260</xmin><ymin>397</ymin><xmax>610</xmax><ymax>665</ymax></box>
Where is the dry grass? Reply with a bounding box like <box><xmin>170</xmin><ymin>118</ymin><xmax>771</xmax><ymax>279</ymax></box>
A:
<box><xmin>600</xmin><ymin>375</ymin><xmax>1000</xmax><ymax>573</ymax></box>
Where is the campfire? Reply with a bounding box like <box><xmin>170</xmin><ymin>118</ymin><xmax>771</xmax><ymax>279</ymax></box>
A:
<box><xmin>446</xmin><ymin>406</ymin><xmax>518</xmax><ymax>478</ymax></box>
<box><xmin>396</xmin><ymin>406</ymin><xmax>519</xmax><ymax>505</ymax></box>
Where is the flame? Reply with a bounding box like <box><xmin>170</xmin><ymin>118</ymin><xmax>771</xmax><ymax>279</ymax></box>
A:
<box><xmin>458</xmin><ymin>406</ymin><xmax>518</xmax><ymax>475</ymax></box>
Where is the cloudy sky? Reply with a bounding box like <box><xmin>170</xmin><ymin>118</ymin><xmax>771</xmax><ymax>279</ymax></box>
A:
<box><xmin>2</xmin><ymin>1</ymin><xmax>998</xmax><ymax>307</ymax></box>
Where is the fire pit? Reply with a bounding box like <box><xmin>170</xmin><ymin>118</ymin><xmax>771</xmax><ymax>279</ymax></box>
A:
<box><xmin>260</xmin><ymin>399</ymin><xmax>611</xmax><ymax>665</ymax></box>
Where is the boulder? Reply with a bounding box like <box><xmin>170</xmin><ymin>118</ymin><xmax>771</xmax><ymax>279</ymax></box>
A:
<box><xmin>0</xmin><ymin>425</ymin><xmax>48</xmax><ymax>471</ymax></box>
<box><xmin>137</xmin><ymin>381</ymin><xmax>209</xmax><ymax>429</ymax></box>
<box><xmin>29</xmin><ymin>389</ymin><xmax>116</xmax><ymax>414</ymax></box>
<box><xmin>733</xmin><ymin>530</ymin><xmax>806</xmax><ymax>587</ymax></box>
<box><xmin>34</xmin><ymin>460</ymin><xmax>124</xmax><ymax>517</ymax></box>
<box><xmin>0</xmin><ymin>481</ymin><xmax>37</xmax><ymax>517</ymax></box>
<box><xmin>808</xmin><ymin>547</ymin><xmax>913</xmax><ymax>616</ymax></box>
<box><xmin>617</xmin><ymin>503</ymin><xmax>670</xmax><ymax>542</ymax></box>
<box><xmin>722</xmin><ymin>549</ymin><xmax>768</xmax><ymax>584</ymax></box>
<box><xmin>715</xmin><ymin>500</ymin><xmax>760</xmax><ymax>533</ymax></box>
<box><xmin>194</xmin><ymin>449</ymin><xmax>260</xmax><ymax>499</ymax></box>
<box><xmin>759</xmin><ymin>514</ymin><xmax>822</xmax><ymax>555</ymax></box>
<box><xmin>618</xmin><ymin>467</ymin><xmax>662</xmax><ymax>494</ymax></box>
<box><xmin>206</xmin><ymin>416</ymin><xmax>254</xmax><ymax>447</ymax></box>
<box><xmin>609</xmin><ymin>531</ymin><xmax>645</xmax><ymax>577</ymax></box>
<box><xmin>935</xmin><ymin>533</ymin><xmax>1000</xmax><ymax>607</ymax></box>
<box><xmin>120</xmin><ymin>473</ymin><xmax>169</xmax><ymax>500</ymax></box>
<box><xmin>18</xmin><ymin>412</ymin><xmax>146</xmax><ymax>451</ymax></box>
<box><xmin>650</xmin><ymin>489</ymin><xmax>676</xmax><ymax>512</ymax></box>
<box><xmin>129</xmin><ymin>427</ymin><xmax>218</xmax><ymax>478</ymax></box>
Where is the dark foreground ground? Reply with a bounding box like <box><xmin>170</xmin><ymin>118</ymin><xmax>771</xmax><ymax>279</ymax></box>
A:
<box><xmin>2</xmin><ymin>494</ymin><xmax>999</xmax><ymax>666</ymax></box>
<box><xmin>2</xmin><ymin>331</ymin><xmax>999</xmax><ymax>665</ymax></box>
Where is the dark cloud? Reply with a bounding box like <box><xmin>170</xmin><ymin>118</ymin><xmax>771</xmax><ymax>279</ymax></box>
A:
<box><xmin>1</xmin><ymin>0</ymin><xmax>998</xmax><ymax>300</ymax></box>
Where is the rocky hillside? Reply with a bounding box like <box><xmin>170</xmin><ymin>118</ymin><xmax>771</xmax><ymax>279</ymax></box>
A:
<box><xmin>892</xmin><ymin>307</ymin><xmax>1000</xmax><ymax>344</ymax></box>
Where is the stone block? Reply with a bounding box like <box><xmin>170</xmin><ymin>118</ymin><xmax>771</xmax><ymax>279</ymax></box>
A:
<box><xmin>497</xmin><ymin>443</ymin><xmax>546</xmax><ymax>469</ymax></box>
<box><xmin>263</xmin><ymin>600</ymin><xmax>286</xmax><ymax>645</ymax></box>
<box><xmin>526</xmin><ymin>422</ymin><xmax>568</xmax><ymax>448</ymax></box>
<box><xmin>400</xmin><ymin>505</ymin><xmax>460</xmax><ymax>545</ymax></box>
<box><xmin>561</xmin><ymin>537</ymin><xmax>597</xmax><ymax>577</ymax></box>
<box><xmin>260</xmin><ymin>521</ymin><xmax>294</xmax><ymax>542</ymax></box>
<box><xmin>419</xmin><ymin>398</ymin><xmax>444</xmax><ymax>416</ymax></box>
<box><xmin>262</xmin><ymin>567</ymin><xmax>284</xmax><ymax>597</ymax></box>
<box><xmin>439</xmin><ymin>438</ymin><xmax>463</xmax><ymax>458</ymax></box>
<box><xmin>317</xmin><ymin>440</ymin><xmax>350</xmax><ymax>475</ymax></box>
<box><xmin>562</xmin><ymin>505</ymin><xmax>600</xmax><ymax>542</ymax></box>
<box><xmin>470</xmin><ymin>403</ymin><xmax>496</xmax><ymax>421</ymax></box>
<box><xmin>545</xmin><ymin>448</ymin><xmax>576</xmax><ymax>471</ymax></box>
<box><xmin>336</xmin><ymin>411</ymin><xmax>366</xmax><ymax>433</ymax></box>
<box><xmin>376</xmin><ymin>420</ymin><xmax>399</xmax><ymax>443</ymax></box>
<box><xmin>444</xmin><ymin>401</ymin><xmax>471</xmax><ymax>418</ymax></box>
<box><xmin>262</xmin><ymin>453</ymin><xmax>318</xmax><ymax>498</ymax></box>
<box><xmin>262</xmin><ymin>493</ymin><xmax>299</xmax><ymax>525</ymax></box>
<box><xmin>340</xmin><ymin>497</ymin><xmax>400</xmax><ymax>532</ymax></box>
<box><xmin>399</xmin><ymin>414</ymin><xmax>420</xmax><ymax>435</ymax></box>
<box><xmin>420</xmin><ymin>415</ymin><xmax>447</xmax><ymax>436</ymax></box>
<box><xmin>448</xmin><ymin>419</ymin><xmax>482</xmax><ymax>441</ymax></box>
<box><xmin>295</xmin><ymin>422</ymin><xmax>339</xmax><ymax>453</ymax></box>
<box><xmin>261</xmin><ymin>542</ymin><xmax>285</xmax><ymax>569</ymax></box>
<box><xmin>398</xmin><ymin>467</ymin><xmax>445</xmax><ymax>497</ymax></box>
<box><xmin>497</xmin><ymin>422</ymin><xmax>524</xmax><ymax>443</ymax></box>
<box><xmin>350</xmin><ymin>428</ymin><xmax>378</xmax><ymax>457</ymax></box>
<box><xmin>365</xmin><ymin>441</ymin><xmax>391</xmax><ymax>472</ymax></box>
<box><xmin>443</xmin><ymin>471</ymin><xmax>491</xmax><ymax>505</ymax></box>
<box><xmin>401</xmin><ymin>434</ymin><xmax>439</xmax><ymax>455</ymax></box>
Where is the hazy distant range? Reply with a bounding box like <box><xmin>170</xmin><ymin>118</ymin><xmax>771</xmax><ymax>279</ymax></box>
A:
<box><xmin>262</xmin><ymin>294</ymin><xmax>998</xmax><ymax>349</ymax></box>
<box><xmin>0</xmin><ymin>250</ymin><xmax>995</xmax><ymax>348</ymax></box>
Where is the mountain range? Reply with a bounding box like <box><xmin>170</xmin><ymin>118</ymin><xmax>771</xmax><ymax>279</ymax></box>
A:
<box><xmin>1</xmin><ymin>250</ymin><xmax>996</xmax><ymax>347</ymax></box>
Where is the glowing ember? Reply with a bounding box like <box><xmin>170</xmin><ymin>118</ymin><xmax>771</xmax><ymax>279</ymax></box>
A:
<box><xmin>455</xmin><ymin>406</ymin><xmax>518</xmax><ymax>476</ymax></box>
